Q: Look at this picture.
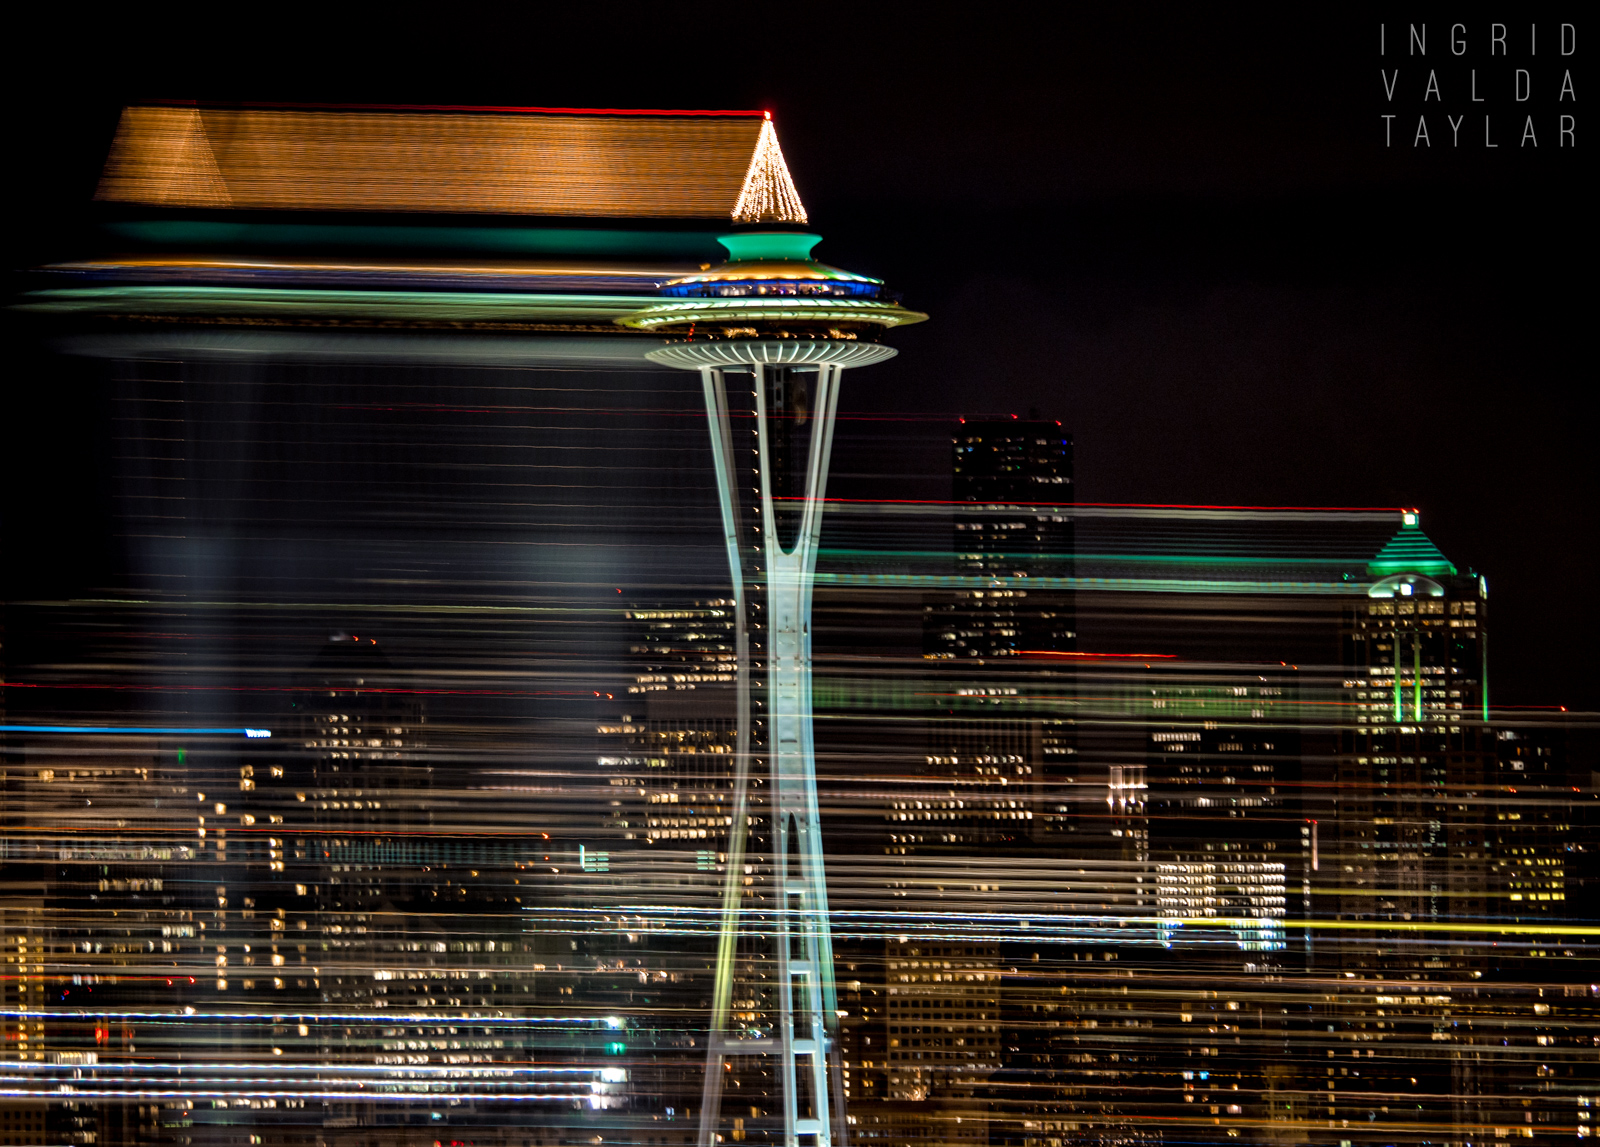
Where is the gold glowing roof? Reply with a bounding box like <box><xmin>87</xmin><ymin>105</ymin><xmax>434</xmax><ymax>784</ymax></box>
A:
<box><xmin>96</xmin><ymin>105</ymin><xmax>809</xmax><ymax>222</ymax></box>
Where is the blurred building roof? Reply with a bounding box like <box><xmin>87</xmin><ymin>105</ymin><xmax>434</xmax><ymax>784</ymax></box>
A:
<box><xmin>96</xmin><ymin>104</ymin><xmax>806</xmax><ymax>222</ymax></box>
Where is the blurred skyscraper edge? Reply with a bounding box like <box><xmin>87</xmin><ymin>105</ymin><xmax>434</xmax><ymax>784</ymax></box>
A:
<box><xmin>2</xmin><ymin>104</ymin><xmax>1594</xmax><ymax>1147</ymax></box>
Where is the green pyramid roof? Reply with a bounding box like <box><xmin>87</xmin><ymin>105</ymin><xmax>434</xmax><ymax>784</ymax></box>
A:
<box><xmin>1367</xmin><ymin>520</ymin><xmax>1456</xmax><ymax>577</ymax></box>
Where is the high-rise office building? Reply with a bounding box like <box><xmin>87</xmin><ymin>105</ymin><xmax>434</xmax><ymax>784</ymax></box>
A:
<box><xmin>606</xmin><ymin>601</ymin><xmax>740</xmax><ymax>851</ymax></box>
<box><xmin>1492</xmin><ymin>726</ymin><xmax>1570</xmax><ymax>916</ymax></box>
<box><xmin>1323</xmin><ymin>517</ymin><xmax>1497</xmax><ymax>1135</ymax></box>
<box><xmin>597</xmin><ymin>601</ymin><xmax>749</xmax><ymax>1126</ymax></box>
<box><xmin>927</xmin><ymin>418</ymin><xmax>1074</xmax><ymax>665</ymax></box>
<box><xmin>1146</xmin><ymin>669</ymin><xmax>1296</xmax><ymax>952</ymax></box>
<box><xmin>849</xmin><ymin>420</ymin><xmax>1074</xmax><ymax>1144</ymax></box>
<box><xmin>903</xmin><ymin>418</ymin><xmax>1077</xmax><ymax>862</ymax></box>
<box><xmin>1332</xmin><ymin>519</ymin><xmax>1489</xmax><ymax>935</ymax></box>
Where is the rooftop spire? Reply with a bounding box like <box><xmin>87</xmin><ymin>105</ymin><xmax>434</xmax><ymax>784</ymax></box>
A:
<box><xmin>1367</xmin><ymin>516</ymin><xmax>1457</xmax><ymax>577</ymax></box>
<box><xmin>731</xmin><ymin>115</ymin><xmax>808</xmax><ymax>225</ymax></box>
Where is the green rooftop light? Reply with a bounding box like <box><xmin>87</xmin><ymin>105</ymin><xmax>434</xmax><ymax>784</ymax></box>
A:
<box><xmin>1366</xmin><ymin>518</ymin><xmax>1457</xmax><ymax>579</ymax></box>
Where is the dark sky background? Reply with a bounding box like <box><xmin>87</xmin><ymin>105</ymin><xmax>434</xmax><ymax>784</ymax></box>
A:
<box><xmin>4</xmin><ymin>8</ymin><xmax>1592</xmax><ymax>710</ymax></box>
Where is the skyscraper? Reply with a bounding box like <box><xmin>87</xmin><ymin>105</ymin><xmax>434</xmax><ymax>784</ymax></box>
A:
<box><xmin>841</xmin><ymin>421</ymin><xmax>1075</xmax><ymax>1144</ymax></box>
<box><xmin>927</xmin><ymin>417</ymin><xmax>1074</xmax><ymax>665</ymax></box>
<box><xmin>1324</xmin><ymin>516</ymin><xmax>1495</xmax><ymax>1134</ymax></box>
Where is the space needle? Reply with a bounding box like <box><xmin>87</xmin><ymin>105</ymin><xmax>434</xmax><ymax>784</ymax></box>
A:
<box><xmin>620</xmin><ymin>114</ymin><xmax>926</xmax><ymax>1147</ymax></box>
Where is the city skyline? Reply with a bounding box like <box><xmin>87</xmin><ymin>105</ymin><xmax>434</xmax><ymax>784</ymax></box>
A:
<box><xmin>1</xmin><ymin>22</ymin><xmax>1593</xmax><ymax>1147</ymax></box>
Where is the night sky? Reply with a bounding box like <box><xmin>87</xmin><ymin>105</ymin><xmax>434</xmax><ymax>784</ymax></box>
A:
<box><xmin>4</xmin><ymin>9</ymin><xmax>1590</xmax><ymax>710</ymax></box>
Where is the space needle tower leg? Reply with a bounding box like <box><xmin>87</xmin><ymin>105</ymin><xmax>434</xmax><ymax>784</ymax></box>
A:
<box><xmin>687</xmin><ymin>353</ymin><xmax>849</xmax><ymax>1147</ymax></box>
<box><xmin>696</xmin><ymin>362</ymin><xmax>756</xmax><ymax>1146</ymax></box>
<box><xmin>759</xmin><ymin>358</ymin><xmax>843</xmax><ymax>1147</ymax></box>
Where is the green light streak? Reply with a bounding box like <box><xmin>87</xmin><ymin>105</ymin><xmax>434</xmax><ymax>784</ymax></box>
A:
<box><xmin>1393</xmin><ymin>640</ymin><xmax>1404</xmax><ymax>722</ymax></box>
<box><xmin>103</xmin><ymin>221</ymin><xmax>724</xmax><ymax>260</ymax></box>
<box><xmin>1482</xmin><ymin>630</ymin><xmax>1491</xmax><ymax>723</ymax></box>
<box><xmin>1413</xmin><ymin>631</ymin><xmax>1423</xmax><ymax>722</ymax></box>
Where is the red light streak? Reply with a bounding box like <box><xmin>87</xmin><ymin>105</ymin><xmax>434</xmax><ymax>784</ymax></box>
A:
<box><xmin>2</xmin><ymin>682</ymin><xmax>589</xmax><ymax>696</ymax></box>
